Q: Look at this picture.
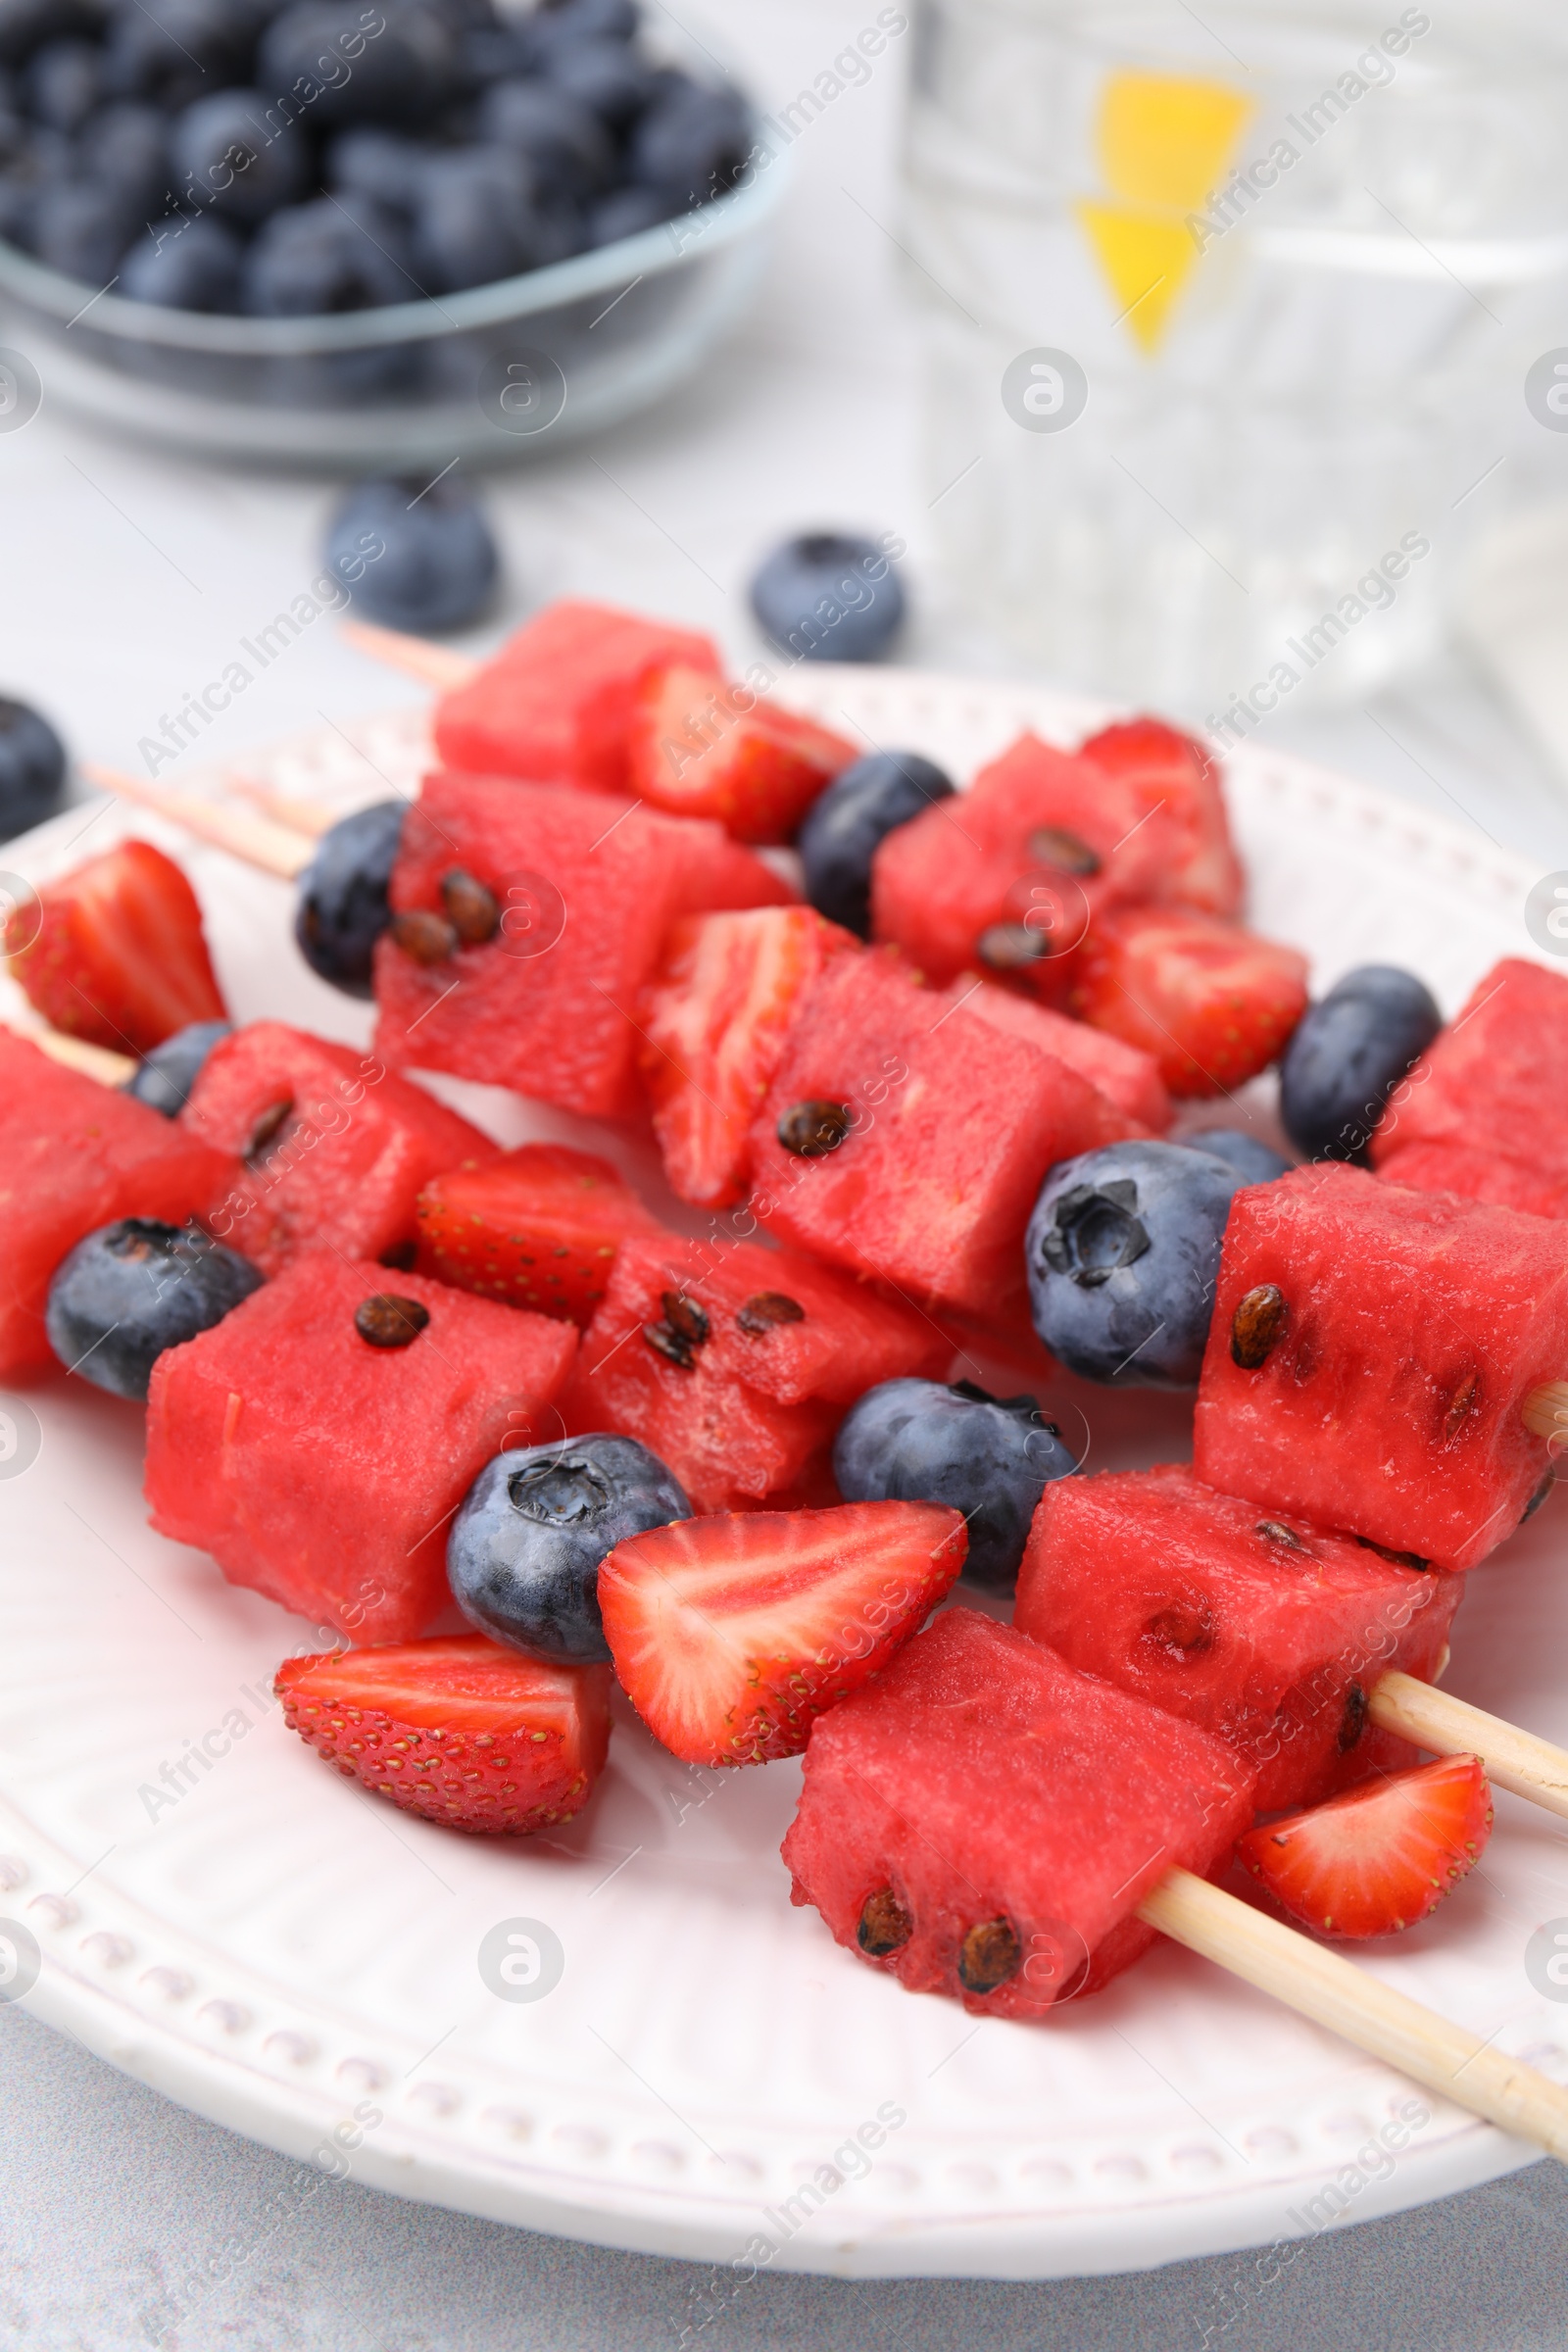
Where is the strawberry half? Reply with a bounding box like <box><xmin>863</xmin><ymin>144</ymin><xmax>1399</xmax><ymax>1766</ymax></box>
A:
<box><xmin>1068</xmin><ymin>904</ymin><xmax>1308</xmax><ymax>1097</ymax></box>
<box><xmin>416</xmin><ymin>1141</ymin><xmax>662</xmax><ymax>1325</ymax></box>
<box><xmin>6</xmin><ymin>838</ymin><xmax>227</xmax><ymax>1055</ymax></box>
<box><xmin>1237</xmin><ymin>1754</ymin><xmax>1493</xmax><ymax>1939</ymax></box>
<box><xmin>598</xmin><ymin>1501</ymin><xmax>967</xmax><ymax>1765</ymax></box>
<box><xmin>629</xmin><ymin>663</ymin><xmax>857</xmax><ymax>844</ymax></box>
<box><xmin>1079</xmin><ymin>716</ymin><xmax>1244</xmax><ymax>917</ymax></box>
<box><xmin>638</xmin><ymin>906</ymin><xmax>858</xmax><ymax>1207</ymax></box>
<box><xmin>275</xmin><ymin>1634</ymin><xmax>612</xmax><ymax>1836</ymax></box>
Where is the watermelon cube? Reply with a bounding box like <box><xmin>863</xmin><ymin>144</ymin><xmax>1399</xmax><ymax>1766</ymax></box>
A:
<box><xmin>628</xmin><ymin>665</ymin><xmax>858</xmax><ymax>844</ymax></box>
<box><xmin>1014</xmin><ymin>1466</ymin><xmax>1462</xmax><ymax>1810</ymax></box>
<box><xmin>416</xmin><ymin>1141</ymin><xmax>662</xmax><ymax>1324</ymax></box>
<box><xmin>782</xmin><ymin>1608</ymin><xmax>1256</xmax><ymax>2018</ymax></box>
<box><xmin>638</xmin><ymin>906</ymin><xmax>859</xmax><ymax>1208</ymax></box>
<box><xmin>561</xmin><ymin>1231</ymin><xmax>948</xmax><ymax>1512</ymax></box>
<box><xmin>1078</xmin><ymin>717</ymin><xmax>1244</xmax><ymax>917</ymax></box>
<box><xmin>1067</xmin><ymin>905</ymin><xmax>1309</xmax><ymax>1097</ymax></box>
<box><xmin>1194</xmin><ymin>1163</ymin><xmax>1568</xmax><ymax>1571</ymax></box>
<box><xmin>145</xmin><ymin>1254</ymin><xmax>578</xmax><ymax>1642</ymax></box>
<box><xmin>869</xmin><ymin>731</ymin><xmax>1186</xmax><ymax>988</ymax></box>
<box><xmin>432</xmin><ymin>598</ymin><xmax>720</xmax><ymax>793</ymax></box>
<box><xmin>372</xmin><ymin>773</ymin><xmax>792</xmax><ymax>1123</ymax></box>
<box><xmin>949</xmin><ymin>977</ymin><xmax>1171</xmax><ymax>1133</ymax></box>
<box><xmin>181</xmin><ymin>1021</ymin><xmax>497</xmax><ymax>1277</ymax></box>
<box><xmin>747</xmin><ymin>951</ymin><xmax>1136</xmax><ymax>1318</ymax></box>
<box><xmin>1378</xmin><ymin>1140</ymin><xmax>1568</xmax><ymax>1223</ymax></box>
<box><xmin>1370</xmin><ymin>958</ymin><xmax>1568</xmax><ymax>1189</ymax></box>
<box><xmin>0</xmin><ymin>1031</ymin><xmax>235</xmax><ymax>1379</ymax></box>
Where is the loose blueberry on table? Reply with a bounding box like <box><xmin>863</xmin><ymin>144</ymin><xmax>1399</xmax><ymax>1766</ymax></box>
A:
<box><xmin>749</xmin><ymin>532</ymin><xmax>905</xmax><ymax>663</ymax></box>
<box><xmin>0</xmin><ymin>692</ymin><xmax>65</xmax><ymax>840</ymax></box>
<box><xmin>323</xmin><ymin>475</ymin><xmax>499</xmax><ymax>635</ymax></box>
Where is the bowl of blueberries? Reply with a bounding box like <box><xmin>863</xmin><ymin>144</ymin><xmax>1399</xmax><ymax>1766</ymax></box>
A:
<box><xmin>0</xmin><ymin>0</ymin><xmax>782</xmax><ymax>465</ymax></box>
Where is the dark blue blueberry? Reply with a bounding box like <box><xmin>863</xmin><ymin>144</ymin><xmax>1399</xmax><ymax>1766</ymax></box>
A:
<box><xmin>323</xmin><ymin>475</ymin><xmax>498</xmax><ymax>633</ymax></box>
<box><xmin>259</xmin><ymin>4</ymin><xmax>460</xmax><ymax>127</ymax></box>
<box><xmin>1186</xmin><ymin>1127</ymin><xmax>1291</xmax><ymax>1185</ymax></box>
<box><xmin>121</xmin><ymin>213</ymin><xmax>246</xmax><ymax>310</ymax></box>
<box><xmin>31</xmin><ymin>177</ymin><xmax>136</xmax><ymax>279</ymax></box>
<box><xmin>477</xmin><ymin>77</ymin><xmax>613</xmax><ymax>201</ymax></box>
<box><xmin>833</xmin><ymin>1377</ymin><xmax>1075</xmax><ymax>1592</ymax></box>
<box><xmin>587</xmin><ymin>182</ymin><xmax>668</xmax><ymax>244</ymax></box>
<box><xmin>102</xmin><ymin>2</ymin><xmax>261</xmax><ymax>109</ymax></box>
<box><xmin>0</xmin><ymin>1</ymin><xmax>105</xmax><ymax>72</ymax></box>
<box><xmin>123</xmin><ymin>1019</ymin><xmax>233</xmax><ymax>1116</ymax></box>
<box><xmin>22</xmin><ymin>39</ymin><xmax>101</xmax><ymax>132</ymax></box>
<box><xmin>750</xmin><ymin>531</ymin><xmax>906</xmax><ymax>664</ymax></box>
<box><xmin>0</xmin><ymin>696</ymin><xmax>66</xmax><ymax>839</ymax></box>
<box><xmin>243</xmin><ymin>193</ymin><xmax>416</xmax><ymax>315</ymax></box>
<box><xmin>534</xmin><ymin>0</ymin><xmax>638</xmax><ymax>49</ymax></box>
<box><xmin>448</xmin><ymin>1432</ymin><xmax>690</xmax><ymax>1663</ymax></box>
<box><xmin>1279</xmin><ymin>964</ymin><xmax>1442</xmax><ymax>1164</ymax></box>
<box><xmin>628</xmin><ymin>79</ymin><xmax>749</xmax><ymax>210</ymax></box>
<box><xmin>169</xmin><ymin>90</ymin><xmax>310</xmax><ymax>224</ymax></box>
<box><xmin>457</xmin><ymin>23</ymin><xmax>542</xmax><ymax>85</ymax></box>
<box><xmin>326</xmin><ymin>125</ymin><xmax>435</xmax><ymax>217</ymax></box>
<box><xmin>1026</xmin><ymin>1140</ymin><xmax>1245</xmax><ymax>1389</ymax></box>
<box><xmin>46</xmin><ymin>1218</ymin><xmax>265</xmax><ymax>1403</ymax></box>
<box><xmin>413</xmin><ymin>144</ymin><xmax>550</xmax><ymax>290</ymax></box>
<box><xmin>797</xmin><ymin>749</ymin><xmax>953</xmax><ymax>935</ymax></box>
<box><xmin>293</xmin><ymin>798</ymin><xmax>406</xmax><ymax>996</ymax></box>
<box><xmin>81</xmin><ymin>103</ymin><xmax>171</xmax><ymax>219</ymax></box>
<box><xmin>546</xmin><ymin>38</ymin><xmax>656</xmax><ymax>131</ymax></box>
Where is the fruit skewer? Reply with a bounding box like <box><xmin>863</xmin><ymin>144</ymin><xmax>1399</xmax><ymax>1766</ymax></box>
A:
<box><xmin>79</xmin><ymin>760</ymin><xmax>318</xmax><ymax>880</ymax></box>
<box><xmin>339</xmin><ymin>617</ymin><xmax>477</xmax><ymax>692</ymax></box>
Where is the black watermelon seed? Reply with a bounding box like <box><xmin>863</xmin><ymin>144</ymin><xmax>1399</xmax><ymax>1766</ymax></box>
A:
<box><xmin>736</xmin><ymin>1291</ymin><xmax>806</xmax><ymax>1335</ymax></box>
<box><xmin>957</xmin><ymin>1917</ymin><xmax>1021</xmax><ymax>1994</ymax></box>
<box><xmin>1145</xmin><ymin>1604</ymin><xmax>1215</xmax><ymax>1657</ymax></box>
<box><xmin>1339</xmin><ymin>1681</ymin><xmax>1369</xmax><ymax>1751</ymax></box>
<box><xmin>246</xmin><ymin>1098</ymin><xmax>293</xmax><ymax>1160</ymax></box>
<box><xmin>355</xmin><ymin>1294</ymin><xmax>431</xmax><ymax>1348</ymax></box>
<box><xmin>1230</xmin><ymin>1283</ymin><xmax>1287</xmax><ymax>1368</ymax></box>
<box><xmin>857</xmin><ymin>1886</ymin><xmax>913</xmax><ymax>1957</ymax></box>
<box><xmin>1444</xmin><ymin>1369</ymin><xmax>1480</xmax><ymax>1443</ymax></box>
<box><xmin>662</xmin><ymin>1290</ymin><xmax>710</xmax><ymax>1348</ymax></box>
<box><xmin>977</xmin><ymin>921</ymin><xmax>1049</xmax><ymax>970</ymax></box>
<box><xmin>1255</xmin><ymin>1519</ymin><xmax>1307</xmax><ymax>1551</ymax></box>
<box><xmin>777</xmin><ymin>1100</ymin><xmax>852</xmax><ymax>1156</ymax></box>
<box><xmin>391</xmin><ymin>909</ymin><xmax>459</xmax><ymax>965</ymax></box>
<box><xmin>440</xmin><ymin>868</ymin><xmax>500</xmax><ymax>945</ymax></box>
<box><xmin>643</xmin><ymin>1319</ymin><xmax>695</xmax><ymax>1369</ymax></box>
<box><xmin>1028</xmin><ymin>824</ymin><xmax>1101</xmax><ymax>876</ymax></box>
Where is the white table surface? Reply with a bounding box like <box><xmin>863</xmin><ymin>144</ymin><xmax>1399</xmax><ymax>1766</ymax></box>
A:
<box><xmin>5</xmin><ymin>5</ymin><xmax>1568</xmax><ymax>2343</ymax></box>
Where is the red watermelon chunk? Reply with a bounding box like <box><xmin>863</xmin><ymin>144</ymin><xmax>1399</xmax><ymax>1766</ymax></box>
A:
<box><xmin>145</xmin><ymin>1254</ymin><xmax>577</xmax><ymax>1642</ymax></box>
<box><xmin>182</xmin><ymin>1021</ymin><xmax>497</xmax><ymax>1277</ymax></box>
<box><xmin>1370</xmin><ymin>958</ymin><xmax>1568</xmax><ymax>1187</ymax></box>
<box><xmin>561</xmin><ymin>1230</ymin><xmax>948</xmax><ymax>1512</ymax></box>
<box><xmin>1014</xmin><ymin>1465</ymin><xmax>1462</xmax><ymax>1811</ymax></box>
<box><xmin>416</xmin><ymin>1141</ymin><xmax>662</xmax><ymax>1324</ymax></box>
<box><xmin>869</xmin><ymin>730</ymin><xmax>1186</xmax><ymax>988</ymax></box>
<box><xmin>949</xmin><ymin>976</ymin><xmax>1171</xmax><ymax>1133</ymax></box>
<box><xmin>782</xmin><ymin>1608</ymin><xmax>1256</xmax><ymax>2018</ymax></box>
<box><xmin>372</xmin><ymin>773</ymin><xmax>792</xmax><ymax>1123</ymax></box>
<box><xmin>432</xmin><ymin>599</ymin><xmax>720</xmax><ymax>792</ymax></box>
<box><xmin>0</xmin><ymin>1031</ymin><xmax>236</xmax><ymax>1378</ymax></box>
<box><xmin>638</xmin><ymin>906</ymin><xmax>859</xmax><ymax>1208</ymax></box>
<box><xmin>628</xmin><ymin>664</ymin><xmax>858</xmax><ymax>844</ymax></box>
<box><xmin>1078</xmin><ymin>717</ymin><xmax>1244</xmax><ymax>916</ymax></box>
<box><xmin>1194</xmin><ymin>1163</ymin><xmax>1568</xmax><ymax>1572</ymax></box>
<box><xmin>6</xmin><ymin>838</ymin><xmax>227</xmax><ymax>1055</ymax></box>
<box><xmin>1067</xmin><ymin>904</ymin><xmax>1308</xmax><ymax>1097</ymax></box>
<box><xmin>747</xmin><ymin>950</ymin><xmax>1136</xmax><ymax>1317</ymax></box>
<box><xmin>1378</xmin><ymin>1140</ymin><xmax>1568</xmax><ymax>1223</ymax></box>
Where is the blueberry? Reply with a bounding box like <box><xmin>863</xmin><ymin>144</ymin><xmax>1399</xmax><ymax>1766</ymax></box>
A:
<box><xmin>546</xmin><ymin>38</ymin><xmax>655</xmax><ymax>130</ymax></box>
<box><xmin>1026</xmin><ymin>1140</ymin><xmax>1245</xmax><ymax>1389</ymax></box>
<box><xmin>448</xmin><ymin>1433</ymin><xmax>691</xmax><ymax>1663</ymax></box>
<box><xmin>0</xmin><ymin>1</ymin><xmax>104</xmax><ymax>73</ymax></box>
<box><xmin>243</xmin><ymin>193</ymin><xmax>416</xmax><ymax>314</ymax></box>
<box><xmin>456</xmin><ymin>22</ymin><xmax>542</xmax><ymax>82</ymax></box>
<box><xmin>32</xmin><ymin>179</ymin><xmax>136</xmax><ymax>280</ymax></box>
<box><xmin>0</xmin><ymin>696</ymin><xmax>66</xmax><ymax>839</ymax></box>
<box><xmin>1186</xmin><ymin>1127</ymin><xmax>1291</xmax><ymax>1185</ymax></box>
<box><xmin>413</xmin><ymin>144</ymin><xmax>548</xmax><ymax>290</ymax></box>
<box><xmin>750</xmin><ymin>531</ymin><xmax>905</xmax><ymax>664</ymax></box>
<box><xmin>80</xmin><ymin>103</ymin><xmax>171</xmax><ymax>220</ymax></box>
<box><xmin>123</xmin><ymin>1020</ymin><xmax>233</xmax><ymax>1116</ymax></box>
<box><xmin>587</xmin><ymin>182</ymin><xmax>668</xmax><ymax>244</ymax></box>
<box><xmin>121</xmin><ymin>213</ymin><xmax>246</xmax><ymax>310</ymax></box>
<box><xmin>628</xmin><ymin>80</ymin><xmax>749</xmax><ymax>210</ymax></box>
<box><xmin>263</xmin><ymin>3</ymin><xmax>460</xmax><ymax>125</ymax></box>
<box><xmin>169</xmin><ymin>90</ymin><xmax>310</xmax><ymax>224</ymax></box>
<box><xmin>797</xmin><ymin>750</ymin><xmax>953</xmax><ymax>935</ymax></box>
<box><xmin>323</xmin><ymin>475</ymin><xmax>497</xmax><ymax>634</ymax></box>
<box><xmin>534</xmin><ymin>0</ymin><xmax>638</xmax><ymax>49</ymax></box>
<box><xmin>326</xmin><ymin>125</ymin><xmax>435</xmax><ymax>217</ymax></box>
<box><xmin>1279</xmin><ymin>964</ymin><xmax>1442</xmax><ymax>1164</ymax></box>
<box><xmin>294</xmin><ymin>799</ymin><xmax>406</xmax><ymax>996</ymax></box>
<box><xmin>833</xmin><ymin>1377</ymin><xmax>1075</xmax><ymax>1592</ymax></box>
<box><xmin>102</xmin><ymin>1</ymin><xmax>261</xmax><ymax>109</ymax></box>
<box><xmin>22</xmin><ymin>39</ymin><xmax>101</xmax><ymax>132</ymax></box>
<box><xmin>477</xmin><ymin>77</ymin><xmax>613</xmax><ymax>201</ymax></box>
<box><xmin>47</xmin><ymin>1218</ymin><xmax>265</xmax><ymax>1403</ymax></box>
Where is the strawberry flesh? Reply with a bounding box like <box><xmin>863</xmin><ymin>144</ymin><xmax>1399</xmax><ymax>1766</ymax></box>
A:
<box><xmin>598</xmin><ymin>1499</ymin><xmax>967</xmax><ymax>1764</ymax></box>
<box><xmin>275</xmin><ymin>1634</ymin><xmax>612</xmax><ymax>1835</ymax></box>
<box><xmin>416</xmin><ymin>1141</ymin><xmax>661</xmax><ymax>1325</ymax></box>
<box><xmin>629</xmin><ymin>663</ymin><xmax>858</xmax><ymax>843</ymax></box>
<box><xmin>1237</xmin><ymin>1752</ymin><xmax>1493</xmax><ymax>1939</ymax></box>
<box><xmin>1068</xmin><ymin>904</ymin><xmax>1308</xmax><ymax>1097</ymax></box>
<box><xmin>6</xmin><ymin>838</ymin><xmax>227</xmax><ymax>1054</ymax></box>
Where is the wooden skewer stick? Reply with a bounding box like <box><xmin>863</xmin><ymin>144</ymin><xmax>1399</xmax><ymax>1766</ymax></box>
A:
<box><xmin>229</xmin><ymin>778</ymin><xmax>344</xmax><ymax>839</ymax></box>
<box><xmin>1369</xmin><ymin>1671</ymin><xmax>1568</xmax><ymax>1823</ymax></box>
<box><xmin>1141</xmin><ymin>1868</ymin><xmax>1568</xmax><ymax>2159</ymax></box>
<box><xmin>2</xmin><ymin>1020</ymin><xmax>136</xmax><ymax>1085</ymax></box>
<box><xmin>78</xmin><ymin>762</ymin><xmax>317</xmax><ymax>882</ymax></box>
<box><xmin>1523</xmin><ymin>1382</ymin><xmax>1568</xmax><ymax>1442</ymax></box>
<box><xmin>339</xmin><ymin>617</ymin><xmax>478</xmax><ymax>692</ymax></box>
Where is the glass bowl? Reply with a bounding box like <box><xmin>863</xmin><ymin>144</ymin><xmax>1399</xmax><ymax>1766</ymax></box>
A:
<box><xmin>0</xmin><ymin>133</ymin><xmax>785</xmax><ymax>469</ymax></box>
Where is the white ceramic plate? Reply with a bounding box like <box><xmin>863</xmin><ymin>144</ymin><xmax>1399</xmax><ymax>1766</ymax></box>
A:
<box><xmin>2</xmin><ymin>668</ymin><xmax>1565</xmax><ymax>2283</ymax></box>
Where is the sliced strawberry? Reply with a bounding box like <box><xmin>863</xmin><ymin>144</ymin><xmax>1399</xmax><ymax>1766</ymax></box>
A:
<box><xmin>416</xmin><ymin>1141</ymin><xmax>662</xmax><ymax>1325</ymax></box>
<box><xmin>598</xmin><ymin>1501</ymin><xmax>967</xmax><ymax>1765</ymax></box>
<box><xmin>1079</xmin><ymin>717</ymin><xmax>1244</xmax><ymax>916</ymax></box>
<box><xmin>638</xmin><ymin>906</ymin><xmax>859</xmax><ymax>1207</ymax></box>
<box><xmin>1068</xmin><ymin>905</ymin><xmax>1308</xmax><ymax>1098</ymax></box>
<box><xmin>629</xmin><ymin>663</ymin><xmax>857</xmax><ymax>844</ymax></box>
<box><xmin>6</xmin><ymin>838</ymin><xmax>227</xmax><ymax>1055</ymax></box>
<box><xmin>275</xmin><ymin>1634</ymin><xmax>612</xmax><ymax>1836</ymax></box>
<box><xmin>1237</xmin><ymin>1753</ymin><xmax>1493</xmax><ymax>1939</ymax></box>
